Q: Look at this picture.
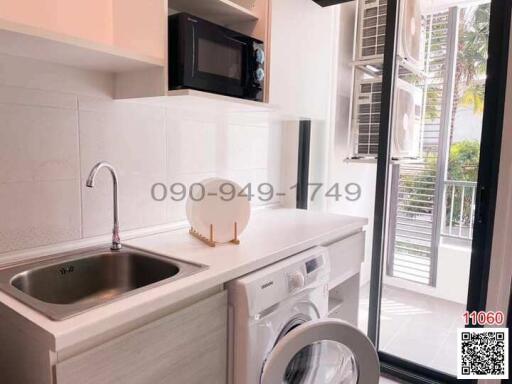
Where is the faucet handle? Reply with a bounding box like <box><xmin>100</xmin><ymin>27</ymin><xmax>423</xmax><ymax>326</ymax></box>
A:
<box><xmin>86</xmin><ymin>162</ymin><xmax>122</xmax><ymax>251</ymax></box>
<box><xmin>111</xmin><ymin>224</ymin><xmax>122</xmax><ymax>251</ymax></box>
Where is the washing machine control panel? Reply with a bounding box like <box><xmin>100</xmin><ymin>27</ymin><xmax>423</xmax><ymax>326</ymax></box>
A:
<box><xmin>305</xmin><ymin>257</ymin><xmax>322</xmax><ymax>274</ymax></box>
<box><xmin>232</xmin><ymin>247</ymin><xmax>329</xmax><ymax>316</ymax></box>
<box><xmin>287</xmin><ymin>255</ymin><xmax>326</xmax><ymax>292</ymax></box>
<box><xmin>287</xmin><ymin>270</ymin><xmax>305</xmax><ymax>292</ymax></box>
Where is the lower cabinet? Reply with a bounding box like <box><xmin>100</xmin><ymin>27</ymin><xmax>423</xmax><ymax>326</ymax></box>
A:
<box><xmin>55</xmin><ymin>291</ymin><xmax>228</xmax><ymax>384</ymax></box>
<box><xmin>2</xmin><ymin>234</ymin><xmax>365</xmax><ymax>384</ymax></box>
<box><xmin>328</xmin><ymin>273</ymin><xmax>361</xmax><ymax>326</ymax></box>
<box><xmin>324</xmin><ymin>231</ymin><xmax>365</xmax><ymax>326</ymax></box>
<box><xmin>325</xmin><ymin>231</ymin><xmax>365</xmax><ymax>289</ymax></box>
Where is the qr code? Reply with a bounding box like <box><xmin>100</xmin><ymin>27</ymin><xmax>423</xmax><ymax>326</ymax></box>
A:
<box><xmin>457</xmin><ymin>328</ymin><xmax>509</xmax><ymax>379</ymax></box>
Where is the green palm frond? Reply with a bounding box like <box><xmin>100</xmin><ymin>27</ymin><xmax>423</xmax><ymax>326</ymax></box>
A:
<box><xmin>460</xmin><ymin>84</ymin><xmax>485</xmax><ymax>113</ymax></box>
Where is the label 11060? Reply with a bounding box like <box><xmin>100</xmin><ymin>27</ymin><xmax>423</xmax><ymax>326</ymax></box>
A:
<box><xmin>463</xmin><ymin>311</ymin><xmax>505</xmax><ymax>326</ymax></box>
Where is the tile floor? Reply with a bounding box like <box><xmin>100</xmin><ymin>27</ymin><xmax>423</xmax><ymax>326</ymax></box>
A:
<box><xmin>359</xmin><ymin>284</ymin><xmax>465</xmax><ymax>376</ymax></box>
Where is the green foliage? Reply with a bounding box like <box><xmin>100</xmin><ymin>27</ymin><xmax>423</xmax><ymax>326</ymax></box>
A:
<box><xmin>398</xmin><ymin>5</ymin><xmax>487</xmax><ymax>230</ymax></box>
<box><xmin>445</xmin><ymin>5</ymin><xmax>487</xmax><ymax>228</ymax></box>
<box><xmin>458</xmin><ymin>4</ymin><xmax>490</xmax><ymax>81</ymax></box>
<box><xmin>461</xmin><ymin>84</ymin><xmax>485</xmax><ymax>113</ymax></box>
<box><xmin>447</xmin><ymin>140</ymin><xmax>480</xmax><ymax>181</ymax></box>
<box><xmin>456</xmin><ymin>3</ymin><xmax>490</xmax><ymax>114</ymax></box>
<box><xmin>398</xmin><ymin>140</ymin><xmax>479</xmax><ymax>225</ymax></box>
<box><xmin>444</xmin><ymin>140</ymin><xmax>480</xmax><ymax>227</ymax></box>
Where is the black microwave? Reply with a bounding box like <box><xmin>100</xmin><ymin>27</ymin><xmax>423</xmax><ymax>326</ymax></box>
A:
<box><xmin>168</xmin><ymin>13</ymin><xmax>265</xmax><ymax>101</ymax></box>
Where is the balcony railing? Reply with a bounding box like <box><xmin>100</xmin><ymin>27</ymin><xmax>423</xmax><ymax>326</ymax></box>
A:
<box><xmin>441</xmin><ymin>180</ymin><xmax>477</xmax><ymax>240</ymax></box>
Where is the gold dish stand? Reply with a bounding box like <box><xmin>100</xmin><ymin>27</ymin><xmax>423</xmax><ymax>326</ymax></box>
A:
<box><xmin>189</xmin><ymin>222</ymin><xmax>240</xmax><ymax>247</ymax></box>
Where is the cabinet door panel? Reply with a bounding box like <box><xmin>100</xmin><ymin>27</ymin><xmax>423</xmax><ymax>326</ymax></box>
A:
<box><xmin>326</xmin><ymin>231</ymin><xmax>365</xmax><ymax>288</ymax></box>
<box><xmin>56</xmin><ymin>291</ymin><xmax>227</xmax><ymax>384</ymax></box>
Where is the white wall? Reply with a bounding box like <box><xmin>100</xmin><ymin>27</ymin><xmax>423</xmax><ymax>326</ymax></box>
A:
<box><xmin>0</xmin><ymin>53</ymin><xmax>283</xmax><ymax>257</ymax></box>
<box><xmin>270</xmin><ymin>0</ymin><xmax>339</xmax><ymax>121</ymax></box>
<box><xmin>270</xmin><ymin>0</ymin><xmax>341</xmax><ymax>211</ymax></box>
<box><xmin>327</xmin><ymin>2</ymin><xmax>377</xmax><ymax>286</ymax></box>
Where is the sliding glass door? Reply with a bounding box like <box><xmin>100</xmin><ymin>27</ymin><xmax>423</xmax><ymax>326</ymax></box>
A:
<box><xmin>367</xmin><ymin>0</ymin><xmax>510</xmax><ymax>381</ymax></box>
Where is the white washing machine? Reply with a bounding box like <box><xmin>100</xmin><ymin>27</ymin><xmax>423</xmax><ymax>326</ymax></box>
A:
<box><xmin>227</xmin><ymin>246</ymin><xmax>379</xmax><ymax>384</ymax></box>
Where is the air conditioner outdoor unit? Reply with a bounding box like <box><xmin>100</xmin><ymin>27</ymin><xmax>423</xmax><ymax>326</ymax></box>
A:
<box><xmin>391</xmin><ymin>78</ymin><xmax>422</xmax><ymax>158</ymax></box>
<box><xmin>352</xmin><ymin>76</ymin><xmax>382</xmax><ymax>157</ymax></box>
<box><xmin>352</xmin><ymin>76</ymin><xmax>421</xmax><ymax>159</ymax></box>
<box><xmin>397</xmin><ymin>0</ymin><xmax>423</xmax><ymax>68</ymax></box>
<box><xmin>356</xmin><ymin>0</ymin><xmax>387</xmax><ymax>61</ymax></box>
<box><xmin>356</xmin><ymin>0</ymin><xmax>423</xmax><ymax>68</ymax></box>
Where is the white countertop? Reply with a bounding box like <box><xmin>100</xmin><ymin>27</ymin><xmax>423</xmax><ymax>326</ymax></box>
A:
<box><xmin>0</xmin><ymin>208</ymin><xmax>367</xmax><ymax>351</ymax></box>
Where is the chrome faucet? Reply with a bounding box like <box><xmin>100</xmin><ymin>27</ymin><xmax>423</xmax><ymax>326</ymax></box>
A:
<box><xmin>86</xmin><ymin>162</ymin><xmax>122</xmax><ymax>251</ymax></box>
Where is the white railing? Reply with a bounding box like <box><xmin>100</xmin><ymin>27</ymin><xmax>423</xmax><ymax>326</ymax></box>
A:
<box><xmin>441</xmin><ymin>180</ymin><xmax>477</xmax><ymax>240</ymax></box>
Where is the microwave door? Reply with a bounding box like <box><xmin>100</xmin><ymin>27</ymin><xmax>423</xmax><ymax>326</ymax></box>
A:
<box><xmin>191</xmin><ymin>26</ymin><xmax>247</xmax><ymax>97</ymax></box>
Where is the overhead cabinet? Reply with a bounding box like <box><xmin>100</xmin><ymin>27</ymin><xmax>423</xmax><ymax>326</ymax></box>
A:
<box><xmin>0</xmin><ymin>0</ymin><xmax>166</xmax><ymax>71</ymax></box>
<box><xmin>0</xmin><ymin>0</ymin><xmax>271</xmax><ymax>103</ymax></box>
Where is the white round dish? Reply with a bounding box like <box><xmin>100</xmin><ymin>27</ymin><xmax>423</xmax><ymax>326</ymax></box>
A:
<box><xmin>186</xmin><ymin>178</ymin><xmax>251</xmax><ymax>243</ymax></box>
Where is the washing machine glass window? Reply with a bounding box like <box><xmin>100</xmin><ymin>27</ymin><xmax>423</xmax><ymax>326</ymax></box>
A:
<box><xmin>260</xmin><ymin>319</ymin><xmax>380</xmax><ymax>384</ymax></box>
<box><xmin>283</xmin><ymin>340</ymin><xmax>358</xmax><ymax>383</ymax></box>
<box><xmin>275</xmin><ymin>315</ymin><xmax>312</xmax><ymax>345</ymax></box>
<box><xmin>272</xmin><ymin>316</ymin><xmax>357</xmax><ymax>383</ymax></box>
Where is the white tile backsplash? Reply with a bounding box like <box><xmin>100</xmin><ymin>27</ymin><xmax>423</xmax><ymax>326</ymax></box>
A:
<box><xmin>226</xmin><ymin>123</ymin><xmax>270</xmax><ymax>170</ymax></box>
<box><xmin>166</xmin><ymin>114</ymin><xmax>218</xmax><ymax>176</ymax></box>
<box><xmin>0</xmin><ymin>54</ymin><xmax>284</xmax><ymax>255</ymax></box>
<box><xmin>0</xmin><ymin>180</ymin><xmax>82</xmax><ymax>253</ymax></box>
<box><xmin>0</xmin><ymin>85</ymin><xmax>78</xmax><ymax>109</ymax></box>
<box><xmin>78</xmin><ymin>96</ymin><xmax>167</xmax><ymax>179</ymax></box>
<box><xmin>81</xmin><ymin>173</ymin><xmax>169</xmax><ymax>237</ymax></box>
<box><xmin>0</xmin><ymin>103</ymin><xmax>79</xmax><ymax>183</ymax></box>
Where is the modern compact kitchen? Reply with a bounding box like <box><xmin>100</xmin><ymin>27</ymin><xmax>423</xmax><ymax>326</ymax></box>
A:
<box><xmin>0</xmin><ymin>0</ymin><xmax>511</xmax><ymax>383</ymax></box>
<box><xmin>0</xmin><ymin>0</ymin><xmax>381</xmax><ymax>383</ymax></box>
<box><xmin>0</xmin><ymin>207</ymin><xmax>373</xmax><ymax>383</ymax></box>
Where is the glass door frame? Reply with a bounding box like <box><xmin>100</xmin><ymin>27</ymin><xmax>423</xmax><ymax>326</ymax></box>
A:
<box><xmin>367</xmin><ymin>0</ymin><xmax>512</xmax><ymax>383</ymax></box>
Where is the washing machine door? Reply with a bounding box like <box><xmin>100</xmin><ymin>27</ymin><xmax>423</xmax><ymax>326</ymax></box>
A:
<box><xmin>260</xmin><ymin>319</ymin><xmax>379</xmax><ymax>384</ymax></box>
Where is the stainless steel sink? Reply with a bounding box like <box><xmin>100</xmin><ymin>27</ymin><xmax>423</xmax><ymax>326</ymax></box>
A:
<box><xmin>0</xmin><ymin>246</ymin><xmax>207</xmax><ymax>320</ymax></box>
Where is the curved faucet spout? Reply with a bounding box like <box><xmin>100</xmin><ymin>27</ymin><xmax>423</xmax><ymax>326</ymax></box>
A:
<box><xmin>86</xmin><ymin>162</ymin><xmax>121</xmax><ymax>251</ymax></box>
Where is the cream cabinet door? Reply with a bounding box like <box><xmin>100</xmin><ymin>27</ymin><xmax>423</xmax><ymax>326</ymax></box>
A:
<box><xmin>55</xmin><ymin>291</ymin><xmax>227</xmax><ymax>384</ymax></box>
<box><xmin>326</xmin><ymin>231</ymin><xmax>365</xmax><ymax>289</ymax></box>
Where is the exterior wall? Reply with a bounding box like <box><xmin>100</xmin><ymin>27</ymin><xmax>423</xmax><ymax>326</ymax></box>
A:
<box><xmin>383</xmin><ymin>243</ymin><xmax>471</xmax><ymax>304</ymax></box>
